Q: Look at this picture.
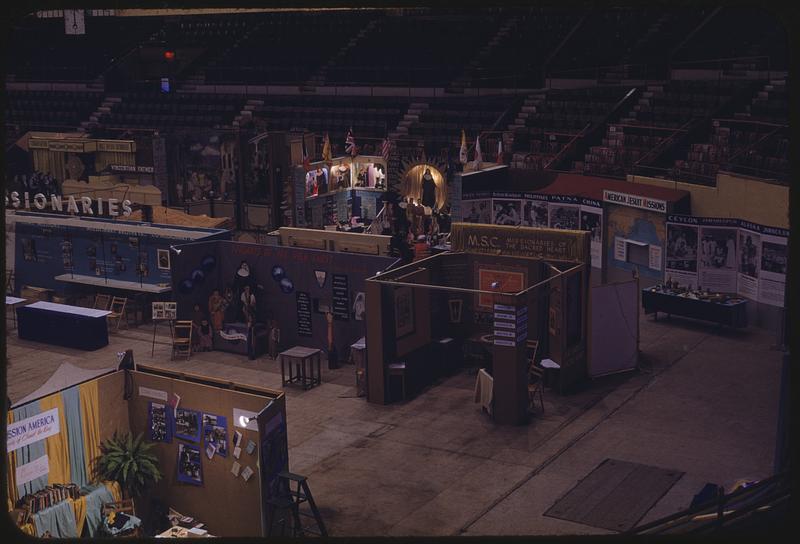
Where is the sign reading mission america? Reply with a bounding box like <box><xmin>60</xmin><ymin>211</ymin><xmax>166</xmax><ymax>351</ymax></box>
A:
<box><xmin>7</xmin><ymin>408</ymin><xmax>60</xmax><ymax>452</ymax></box>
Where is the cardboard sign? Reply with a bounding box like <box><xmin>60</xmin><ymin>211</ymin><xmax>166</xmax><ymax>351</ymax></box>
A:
<box><xmin>15</xmin><ymin>455</ymin><xmax>50</xmax><ymax>485</ymax></box>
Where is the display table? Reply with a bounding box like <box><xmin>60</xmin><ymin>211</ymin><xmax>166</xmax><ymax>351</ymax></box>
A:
<box><xmin>279</xmin><ymin>346</ymin><xmax>322</xmax><ymax>390</ymax></box>
<box><xmin>54</xmin><ymin>274</ymin><xmax>172</xmax><ymax>294</ymax></box>
<box><xmin>17</xmin><ymin>301</ymin><xmax>111</xmax><ymax>350</ymax></box>
<box><xmin>642</xmin><ymin>288</ymin><xmax>748</xmax><ymax>328</ymax></box>
<box><xmin>6</xmin><ymin>296</ymin><xmax>27</xmax><ymax>329</ymax></box>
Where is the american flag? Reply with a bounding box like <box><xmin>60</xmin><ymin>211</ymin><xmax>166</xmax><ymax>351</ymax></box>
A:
<box><xmin>496</xmin><ymin>138</ymin><xmax>503</xmax><ymax>164</ymax></box>
<box><xmin>381</xmin><ymin>138</ymin><xmax>391</xmax><ymax>162</ymax></box>
<box><xmin>345</xmin><ymin>128</ymin><xmax>357</xmax><ymax>157</ymax></box>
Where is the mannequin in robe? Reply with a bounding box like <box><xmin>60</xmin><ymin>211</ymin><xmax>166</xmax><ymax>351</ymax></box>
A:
<box><xmin>421</xmin><ymin>168</ymin><xmax>437</xmax><ymax>209</ymax></box>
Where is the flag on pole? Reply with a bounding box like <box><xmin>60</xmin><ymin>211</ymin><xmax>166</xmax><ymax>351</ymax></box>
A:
<box><xmin>322</xmin><ymin>133</ymin><xmax>332</xmax><ymax>162</ymax></box>
<box><xmin>381</xmin><ymin>138</ymin><xmax>391</xmax><ymax>162</ymax></box>
<box><xmin>345</xmin><ymin>128</ymin><xmax>357</xmax><ymax>157</ymax></box>
<box><xmin>459</xmin><ymin>129</ymin><xmax>467</xmax><ymax>164</ymax></box>
<box><xmin>496</xmin><ymin>138</ymin><xmax>503</xmax><ymax>164</ymax></box>
<box><xmin>474</xmin><ymin>134</ymin><xmax>483</xmax><ymax>165</ymax></box>
<box><xmin>302</xmin><ymin>136</ymin><xmax>311</xmax><ymax>171</ymax></box>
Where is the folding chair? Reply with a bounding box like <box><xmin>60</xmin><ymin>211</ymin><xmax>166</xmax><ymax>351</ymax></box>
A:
<box><xmin>107</xmin><ymin>296</ymin><xmax>128</xmax><ymax>332</ymax></box>
<box><xmin>526</xmin><ymin>340</ymin><xmax>545</xmax><ymax>414</ymax></box>
<box><xmin>94</xmin><ymin>293</ymin><xmax>111</xmax><ymax>311</ymax></box>
<box><xmin>171</xmin><ymin>320</ymin><xmax>193</xmax><ymax>360</ymax></box>
<box><xmin>101</xmin><ymin>499</ymin><xmax>141</xmax><ymax>538</ymax></box>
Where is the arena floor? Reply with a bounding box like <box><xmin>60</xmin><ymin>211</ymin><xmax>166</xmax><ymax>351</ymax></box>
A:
<box><xmin>5</xmin><ymin>311</ymin><xmax>781</xmax><ymax>536</ymax></box>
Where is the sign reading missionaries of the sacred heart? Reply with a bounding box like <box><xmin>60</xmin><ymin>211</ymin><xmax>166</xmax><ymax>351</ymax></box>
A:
<box><xmin>332</xmin><ymin>274</ymin><xmax>350</xmax><ymax>321</ymax></box>
<box><xmin>296</xmin><ymin>291</ymin><xmax>312</xmax><ymax>336</ymax></box>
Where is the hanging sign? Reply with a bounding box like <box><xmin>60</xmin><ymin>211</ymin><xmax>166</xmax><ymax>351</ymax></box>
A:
<box><xmin>7</xmin><ymin>408</ymin><xmax>60</xmax><ymax>452</ymax></box>
<box><xmin>16</xmin><ymin>455</ymin><xmax>50</xmax><ymax>485</ymax></box>
<box><xmin>603</xmin><ymin>190</ymin><xmax>667</xmax><ymax>213</ymax></box>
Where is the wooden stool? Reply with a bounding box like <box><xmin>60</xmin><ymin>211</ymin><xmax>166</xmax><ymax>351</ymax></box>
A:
<box><xmin>387</xmin><ymin>363</ymin><xmax>407</xmax><ymax>402</ymax></box>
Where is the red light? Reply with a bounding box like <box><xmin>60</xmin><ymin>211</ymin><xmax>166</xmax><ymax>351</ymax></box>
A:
<box><xmin>164</xmin><ymin>50</ymin><xmax>175</xmax><ymax>60</ymax></box>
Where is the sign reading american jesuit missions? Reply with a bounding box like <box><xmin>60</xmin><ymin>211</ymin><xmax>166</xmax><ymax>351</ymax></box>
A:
<box><xmin>450</xmin><ymin>223</ymin><xmax>589</xmax><ymax>263</ymax></box>
<box><xmin>603</xmin><ymin>189</ymin><xmax>667</xmax><ymax>213</ymax></box>
<box><xmin>16</xmin><ymin>455</ymin><xmax>50</xmax><ymax>486</ymax></box>
<box><xmin>7</xmin><ymin>408</ymin><xmax>60</xmax><ymax>452</ymax></box>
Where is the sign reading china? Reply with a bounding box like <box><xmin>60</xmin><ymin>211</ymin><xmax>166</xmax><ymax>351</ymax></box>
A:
<box><xmin>7</xmin><ymin>408</ymin><xmax>60</xmax><ymax>452</ymax></box>
<box><xmin>603</xmin><ymin>190</ymin><xmax>667</xmax><ymax>213</ymax></box>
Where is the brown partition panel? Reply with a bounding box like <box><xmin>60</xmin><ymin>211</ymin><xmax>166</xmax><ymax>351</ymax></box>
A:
<box><xmin>96</xmin><ymin>371</ymin><xmax>132</xmax><ymax>443</ymax></box>
<box><xmin>128</xmin><ymin>371</ymin><xmax>276</xmax><ymax>537</ymax></box>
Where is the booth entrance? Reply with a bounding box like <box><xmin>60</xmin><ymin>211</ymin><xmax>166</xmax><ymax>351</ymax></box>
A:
<box><xmin>365</xmin><ymin>223</ymin><xmax>591</xmax><ymax>425</ymax></box>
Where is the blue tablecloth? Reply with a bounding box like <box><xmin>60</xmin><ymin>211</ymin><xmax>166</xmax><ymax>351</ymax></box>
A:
<box><xmin>81</xmin><ymin>483</ymin><xmax>115</xmax><ymax>537</ymax></box>
<box><xmin>32</xmin><ymin>499</ymin><xmax>78</xmax><ymax>538</ymax></box>
<box><xmin>17</xmin><ymin>301</ymin><xmax>109</xmax><ymax>350</ymax></box>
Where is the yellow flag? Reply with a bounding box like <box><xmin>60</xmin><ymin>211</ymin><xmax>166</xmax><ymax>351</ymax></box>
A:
<box><xmin>322</xmin><ymin>133</ymin><xmax>332</xmax><ymax>162</ymax></box>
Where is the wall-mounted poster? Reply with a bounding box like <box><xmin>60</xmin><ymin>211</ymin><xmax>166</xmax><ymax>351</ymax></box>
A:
<box><xmin>463</xmin><ymin>200</ymin><xmax>492</xmax><ymax>224</ymax></box>
<box><xmin>157</xmin><ymin>249</ymin><xmax>171</xmax><ymax>270</ymax></box>
<box><xmin>353</xmin><ymin>292</ymin><xmax>366</xmax><ymax>321</ymax></box>
<box><xmin>737</xmin><ymin>229</ymin><xmax>760</xmax><ymax>300</ymax></box>
<box><xmin>493</xmin><ymin>199</ymin><xmax>522</xmax><ymax>226</ymax></box>
<box><xmin>394</xmin><ymin>286</ymin><xmax>415</xmax><ymax>338</ymax></box>
<box><xmin>758</xmin><ymin>232</ymin><xmax>787</xmax><ymax>307</ymax></box>
<box><xmin>699</xmin><ymin>227</ymin><xmax>737</xmax><ymax>293</ymax></box>
<box><xmin>580</xmin><ymin>206</ymin><xmax>603</xmax><ymax>269</ymax></box>
<box><xmin>548</xmin><ymin>204</ymin><xmax>580</xmax><ymax>230</ymax></box>
<box><xmin>477</xmin><ymin>267</ymin><xmax>525</xmax><ymax>309</ymax></box>
<box><xmin>175</xmin><ymin>408</ymin><xmax>202</xmax><ymax>443</ymax></box>
<box><xmin>177</xmin><ymin>443</ymin><xmax>203</xmax><ymax>486</ymax></box>
<box><xmin>202</xmin><ymin>413</ymin><xmax>228</xmax><ymax>458</ymax></box>
<box><xmin>665</xmin><ymin>219</ymin><xmax>699</xmax><ymax>289</ymax></box>
<box><xmin>331</xmin><ymin>274</ymin><xmax>350</xmax><ymax>321</ymax></box>
<box><xmin>148</xmin><ymin>402</ymin><xmax>172</xmax><ymax>443</ymax></box>
<box><xmin>523</xmin><ymin>199</ymin><xmax>549</xmax><ymax>227</ymax></box>
<box><xmin>164</xmin><ymin>302</ymin><xmax>177</xmax><ymax>320</ymax></box>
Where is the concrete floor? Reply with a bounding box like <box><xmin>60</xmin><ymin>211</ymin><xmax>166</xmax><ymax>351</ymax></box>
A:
<box><xmin>4</xmin><ymin>312</ymin><xmax>782</xmax><ymax>536</ymax></box>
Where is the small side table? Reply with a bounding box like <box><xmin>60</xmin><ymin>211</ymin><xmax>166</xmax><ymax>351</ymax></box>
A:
<box><xmin>5</xmin><ymin>296</ymin><xmax>27</xmax><ymax>330</ymax></box>
<box><xmin>280</xmin><ymin>346</ymin><xmax>323</xmax><ymax>390</ymax></box>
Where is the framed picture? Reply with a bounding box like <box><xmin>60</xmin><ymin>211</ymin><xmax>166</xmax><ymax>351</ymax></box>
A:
<box><xmin>157</xmin><ymin>249</ymin><xmax>171</xmax><ymax>270</ymax></box>
<box><xmin>152</xmin><ymin>302</ymin><xmax>166</xmax><ymax>321</ymax></box>
<box><xmin>164</xmin><ymin>302</ymin><xmax>177</xmax><ymax>320</ymax></box>
<box><xmin>448</xmin><ymin>298</ymin><xmax>463</xmax><ymax>323</ymax></box>
<box><xmin>174</xmin><ymin>408</ymin><xmax>202</xmax><ymax>443</ymax></box>
<box><xmin>177</xmin><ymin>443</ymin><xmax>203</xmax><ymax>485</ymax></box>
<box><xmin>394</xmin><ymin>286</ymin><xmax>415</xmax><ymax>339</ymax></box>
<box><xmin>148</xmin><ymin>402</ymin><xmax>172</xmax><ymax>443</ymax></box>
<box><xmin>477</xmin><ymin>266</ymin><xmax>526</xmax><ymax>309</ymax></box>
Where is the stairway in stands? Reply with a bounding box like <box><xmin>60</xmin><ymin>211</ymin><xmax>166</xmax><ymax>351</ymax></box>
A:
<box><xmin>305</xmin><ymin>18</ymin><xmax>380</xmax><ymax>91</ymax></box>
<box><xmin>81</xmin><ymin>92</ymin><xmax>121</xmax><ymax>132</ymax></box>
<box><xmin>734</xmin><ymin>77</ymin><xmax>787</xmax><ymax>121</ymax></box>
<box><xmin>447</xmin><ymin>15</ymin><xmax>519</xmax><ymax>92</ymax></box>
<box><xmin>506</xmin><ymin>91</ymin><xmax>546</xmax><ymax>167</ymax></box>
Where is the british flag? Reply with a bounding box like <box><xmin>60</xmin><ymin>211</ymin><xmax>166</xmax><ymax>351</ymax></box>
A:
<box><xmin>345</xmin><ymin>128</ymin><xmax>357</xmax><ymax>157</ymax></box>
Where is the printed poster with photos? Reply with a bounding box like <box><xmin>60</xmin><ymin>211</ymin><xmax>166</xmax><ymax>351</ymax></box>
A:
<box><xmin>462</xmin><ymin>199</ymin><xmax>492</xmax><ymax>224</ymax></box>
<box><xmin>148</xmin><ymin>402</ymin><xmax>172</xmax><ymax>443</ymax></box>
<box><xmin>152</xmin><ymin>302</ymin><xmax>177</xmax><ymax>321</ymax></box>
<box><xmin>698</xmin><ymin>225</ymin><xmax>739</xmax><ymax>294</ymax></box>
<box><xmin>579</xmin><ymin>204</ymin><xmax>603</xmax><ymax>269</ymax></box>
<box><xmin>758</xmin><ymin>229</ymin><xmax>788</xmax><ymax>307</ymax></box>
<box><xmin>174</xmin><ymin>407</ymin><xmax>202</xmax><ymax>443</ymax></box>
<box><xmin>548</xmin><ymin>204</ymin><xmax>580</xmax><ymax>230</ymax></box>
<box><xmin>177</xmin><ymin>443</ymin><xmax>203</xmax><ymax>486</ymax></box>
<box><xmin>493</xmin><ymin>199</ymin><xmax>522</xmax><ymax>226</ymax></box>
<box><xmin>665</xmin><ymin>218</ymin><xmax>700</xmax><ymax>289</ymax></box>
<box><xmin>202</xmin><ymin>413</ymin><xmax>228</xmax><ymax>458</ymax></box>
<box><xmin>737</xmin><ymin>227</ymin><xmax>761</xmax><ymax>301</ymax></box>
<box><xmin>522</xmin><ymin>199</ymin><xmax>549</xmax><ymax>228</ymax></box>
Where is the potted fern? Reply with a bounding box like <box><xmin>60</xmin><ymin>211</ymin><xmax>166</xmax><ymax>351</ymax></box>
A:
<box><xmin>95</xmin><ymin>432</ymin><xmax>162</xmax><ymax>499</ymax></box>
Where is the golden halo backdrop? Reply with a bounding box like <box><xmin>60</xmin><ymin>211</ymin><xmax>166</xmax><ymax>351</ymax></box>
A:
<box><xmin>399</xmin><ymin>162</ymin><xmax>447</xmax><ymax>210</ymax></box>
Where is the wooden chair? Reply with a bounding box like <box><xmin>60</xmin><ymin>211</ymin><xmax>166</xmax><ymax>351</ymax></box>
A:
<box><xmin>172</xmin><ymin>320</ymin><xmax>193</xmax><ymax>360</ymax></box>
<box><xmin>526</xmin><ymin>340</ymin><xmax>545</xmax><ymax>414</ymax></box>
<box><xmin>94</xmin><ymin>293</ymin><xmax>111</xmax><ymax>311</ymax></box>
<box><xmin>107</xmin><ymin>296</ymin><xmax>128</xmax><ymax>332</ymax></box>
<box><xmin>101</xmin><ymin>499</ymin><xmax>141</xmax><ymax>538</ymax></box>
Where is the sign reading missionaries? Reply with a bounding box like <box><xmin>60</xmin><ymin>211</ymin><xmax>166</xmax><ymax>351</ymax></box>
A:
<box><xmin>450</xmin><ymin>222</ymin><xmax>589</xmax><ymax>264</ymax></box>
<box><xmin>331</xmin><ymin>274</ymin><xmax>350</xmax><ymax>321</ymax></box>
<box><xmin>296</xmin><ymin>291</ymin><xmax>312</xmax><ymax>336</ymax></box>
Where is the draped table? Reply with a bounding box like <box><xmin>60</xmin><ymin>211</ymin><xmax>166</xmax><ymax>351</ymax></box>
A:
<box><xmin>17</xmin><ymin>301</ymin><xmax>112</xmax><ymax>350</ymax></box>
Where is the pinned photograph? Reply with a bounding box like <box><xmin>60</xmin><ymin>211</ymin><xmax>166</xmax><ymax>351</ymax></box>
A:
<box><xmin>157</xmin><ymin>249</ymin><xmax>171</xmax><ymax>270</ymax></box>
<box><xmin>203</xmin><ymin>413</ymin><xmax>228</xmax><ymax>458</ymax></box>
<box><xmin>148</xmin><ymin>402</ymin><xmax>172</xmax><ymax>443</ymax></box>
<box><xmin>177</xmin><ymin>444</ymin><xmax>203</xmax><ymax>485</ymax></box>
<box><xmin>175</xmin><ymin>408</ymin><xmax>201</xmax><ymax>442</ymax></box>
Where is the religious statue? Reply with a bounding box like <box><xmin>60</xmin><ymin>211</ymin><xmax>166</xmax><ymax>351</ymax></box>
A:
<box><xmin>421</xmin><ymin>168</ymin><xmax>437</xmax><ymax>209</ymax></box>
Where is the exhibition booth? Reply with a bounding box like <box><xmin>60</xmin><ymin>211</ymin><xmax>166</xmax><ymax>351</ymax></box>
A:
<box><xmin>6</xmin><ymin>211</ymin><xmax>229</xmax><ymax>311</ymax></box>
<box><xmin>170</xmin><ymin>239</ymin><xmax>398</xmax><ymax>360</ymax></box>
<box><xmin>7</xmin><ymin>364</ymin><xmax>286</xmax><ymax>538</ymax></box>
<box><xmin>365</xmin><ymin>222</ymin><xmax>595</xmax><ymax>425</ymax></box>
<box><xmin>296</xmin><ymin>156</ymin><xmax>388</xmax><ymax>228</ymax></box>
